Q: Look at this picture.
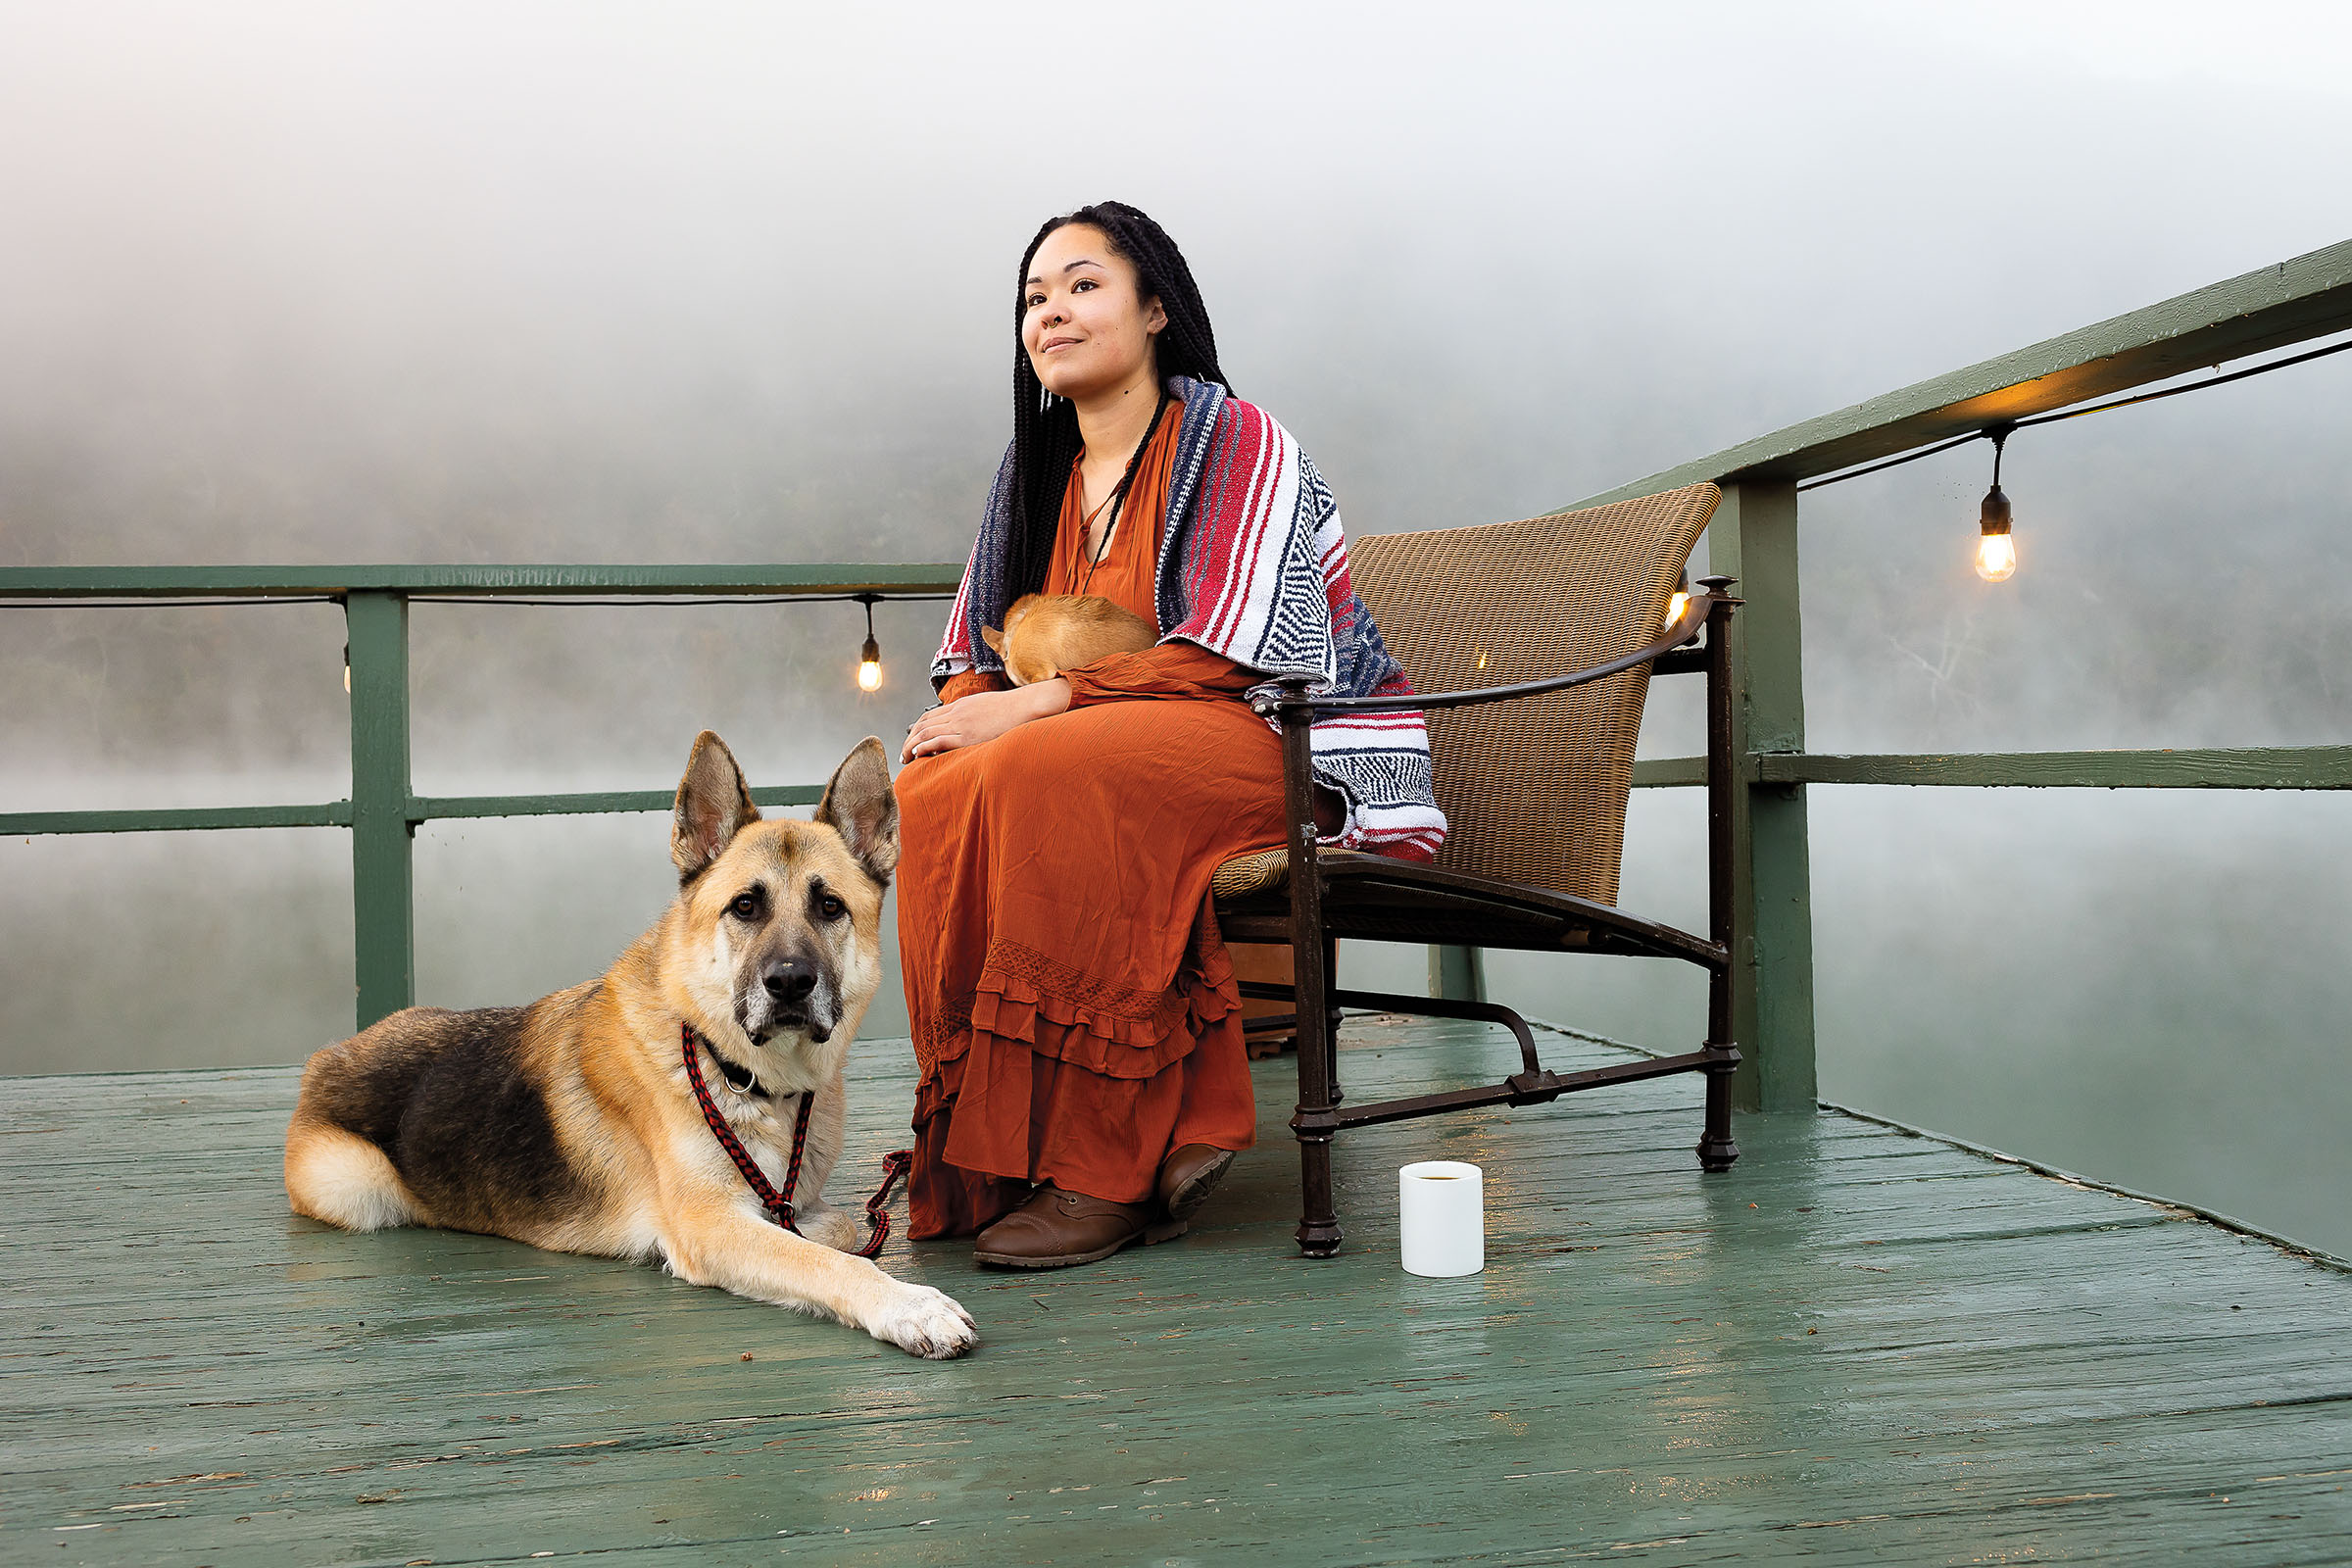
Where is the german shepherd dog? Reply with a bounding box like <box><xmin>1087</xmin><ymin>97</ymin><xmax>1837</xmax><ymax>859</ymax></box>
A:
<box><xmin>284</xmin><ymin>733</ymin><xmax>975</xmax><ymax>1359</ymax></box>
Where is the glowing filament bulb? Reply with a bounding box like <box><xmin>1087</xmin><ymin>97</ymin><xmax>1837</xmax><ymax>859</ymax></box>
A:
<box><xmin>1665</xmin><ymin>589</ymin><xmax>1690</xmax><ymax>631</ymax></box>
<box><xmin>1975</xmin><ymin>528</ymin><xmax>2016</xmax><ymax>582</ymax></box>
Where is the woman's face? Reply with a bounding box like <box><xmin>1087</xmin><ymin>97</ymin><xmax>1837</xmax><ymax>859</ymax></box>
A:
<box><xmin>1021</xmin><ymin>223</ymin><xmax>1166</xmax><ymax>401</ymax></box>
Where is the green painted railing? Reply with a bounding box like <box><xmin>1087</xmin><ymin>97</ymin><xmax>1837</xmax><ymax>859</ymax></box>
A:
<box><xmin>1568</xmin><ymin>235</ymin><xmax>2352</xmax><ymax>1113</ymax></box>
<box><xmin>0</xmin><ymin>566</ymin><xmax>962</xmax><ymax>1028</ymax></box>
<box><xmin>6</xmin><ymin>240</ymin><xmax>2349</xmax><ymax>1102</ymax></box>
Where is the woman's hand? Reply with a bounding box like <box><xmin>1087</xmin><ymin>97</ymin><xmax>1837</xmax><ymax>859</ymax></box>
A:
<box><xmin>903</xmin><ymin>679</ymin><xmax>1071</xmax><ymax>761</ymax></box>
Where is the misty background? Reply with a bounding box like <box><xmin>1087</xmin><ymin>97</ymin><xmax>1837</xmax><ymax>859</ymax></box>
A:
<box><xmin>4</xmin><ymin>4</ymin><xmax>2347</xmax><ymax>1253</ymax></box>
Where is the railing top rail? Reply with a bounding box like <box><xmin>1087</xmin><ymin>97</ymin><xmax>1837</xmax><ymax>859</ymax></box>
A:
<box><xmin>0</xmin><ymin>563</ymin><xmax>966</xmax><ymax>600</ymax></box>
<box><xmin>1571</xmin><ymin>236</ymin><xmax>2352</xmax><ymax>509</ymax></box>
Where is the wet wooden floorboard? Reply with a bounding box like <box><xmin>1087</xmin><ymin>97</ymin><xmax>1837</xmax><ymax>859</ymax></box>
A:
<box><xmin>5</xmin><ymin>1017</ymin><xmax>2350</xmax><ymax>1565</ymax></box>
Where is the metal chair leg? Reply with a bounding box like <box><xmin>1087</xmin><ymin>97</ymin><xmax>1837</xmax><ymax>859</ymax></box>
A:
<box><xmin>1697</xmin><ymin>966</ymin><xmax>1740</xmax><ymax>1171</ymax></box>
<box><xmin>1697</xmin><ymin>582</ymin><xmax>1742</xmax><ymax>1174</ymax></box>
<box><xmin>1321</xmin><ymin>936</ymin><xmax>1344</xmax><ymax>1110</ymax></box>
<box><xmin>1274</xmin><ymin>683</ymin><xmax>1344</xmax><ymax>1257</ymax></box>
<box><xmin>1697</xmin><ymin>1050</ymin><xmax>1740</xmax><ymax>1171</ymax></box>
<box><xmin>1290</xmin><ymin>943</ymin><xmax>1343</xmax><ymax>1257</ymax></box>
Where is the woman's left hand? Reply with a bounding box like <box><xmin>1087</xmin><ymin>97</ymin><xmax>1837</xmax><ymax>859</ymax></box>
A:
<box><xmin>903</xmin><ymin>679</ymin><xmax>1071</xmax><ymax>761</ymax></box>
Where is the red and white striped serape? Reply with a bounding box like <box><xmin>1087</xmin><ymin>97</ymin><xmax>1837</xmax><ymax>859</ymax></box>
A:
<box><xmin>935</xmin><ymin>377</ymin><xmax>1446</xmax><ymax>861</ymax></box>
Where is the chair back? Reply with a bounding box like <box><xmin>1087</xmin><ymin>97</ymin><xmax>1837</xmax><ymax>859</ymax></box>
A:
<box><xmin>1348</xmin><ymin>482</ymin><xmax>1719</xmax><ymax>906</ymax></box>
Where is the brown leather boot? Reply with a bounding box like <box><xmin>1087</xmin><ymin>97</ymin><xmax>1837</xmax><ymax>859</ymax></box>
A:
<box><xmin>973</xmin><ymin>1184</ymin><xmax>1187</xmax><ymax>1269</ymax></box>
<box><xmin>1155</xmin><ymin>1144</ymin><xmax>1237</xmax><ymax>1223</ymax></box>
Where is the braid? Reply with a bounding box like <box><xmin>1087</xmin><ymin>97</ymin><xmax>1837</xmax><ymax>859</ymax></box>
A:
<box><xmin>1005</xmin><ymin>202</ymin><xmax>1230</xmax><ymax>600</ymax></box>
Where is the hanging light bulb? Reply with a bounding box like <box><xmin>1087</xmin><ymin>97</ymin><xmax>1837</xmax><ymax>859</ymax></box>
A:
<box><xmin>1975</xmin><ymin>426</ymin><xmax>2018</xmax><ymax>583</ymax></box>
<box><xmin>855</xmin><ymin>595</ymin><xmax>883</xmax><ymax>692</ymax></box>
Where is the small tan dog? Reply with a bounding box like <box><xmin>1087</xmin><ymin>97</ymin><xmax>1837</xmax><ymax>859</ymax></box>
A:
<box><xmin>283</xmin><ymin>732</ymin><xmax>976</xmax><ymax>1359</ymax></box>
<box><xmin>980</xmin><ymin>593</ymin><xmax>1156</xmax><ymax>685</ymax></box>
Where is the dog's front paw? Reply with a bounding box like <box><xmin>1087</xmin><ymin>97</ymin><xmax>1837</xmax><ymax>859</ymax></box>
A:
<box><xmin>796</xmin><ymin>1205</ymin><xmax>860</xmax><ymax>1253</ymax></box>
<box><xmin>868</xmin><ymin>1284</ymin><xmax>978</xmax><ymax>1360</ymax></box>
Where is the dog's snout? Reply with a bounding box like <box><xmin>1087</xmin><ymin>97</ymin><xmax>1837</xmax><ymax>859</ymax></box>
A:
<box><xmin>761</xmin><ymin>959</ymin><xmax>818</xmax><ymax>1004</ymax></box>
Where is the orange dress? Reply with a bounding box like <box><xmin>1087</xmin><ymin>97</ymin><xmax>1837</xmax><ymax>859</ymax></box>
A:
<box><xmin>895</xmin><ymin>405</ymin><xmax>1290</xmax><ymax>1238</ymax></box>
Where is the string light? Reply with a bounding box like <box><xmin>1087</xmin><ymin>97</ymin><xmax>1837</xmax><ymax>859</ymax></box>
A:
<box><xmin>1976</xmin><ymin>425</ymin><xmax>2017</xmax><ymax>583</ymax></box>
<box><xmin>1772</xmin><ymin>333</ymin><xmax>2352</xmax><ymax>586</ymax></box>
<box><xmin>1797</xmin><ymin>334</ymin><xmax>2352</xmax><ymax>498</ymax></box>
<box><xmin>855</xmin><ymin>594</ymin><xmax>883</xmax><ymax>693</ymax></box>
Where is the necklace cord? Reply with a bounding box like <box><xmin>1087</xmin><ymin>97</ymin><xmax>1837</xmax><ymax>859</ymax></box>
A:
<box><xmin>1076</xmin><ymin>391</ymin><xmax>1173</xmax><ymax>596</ymax></box>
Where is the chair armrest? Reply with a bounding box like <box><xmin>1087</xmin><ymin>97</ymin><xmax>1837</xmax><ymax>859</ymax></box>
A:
<box><xmin>1253</xmin><ymin>585</ymin><xmax>1738</xmax><ymax>718</ymax></box>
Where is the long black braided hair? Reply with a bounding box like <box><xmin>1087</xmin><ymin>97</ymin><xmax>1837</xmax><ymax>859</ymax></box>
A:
<box><xmin>1004</xmin><ymin>202</ymin><xmax>1231</xmax><ymax>601</ymax></box>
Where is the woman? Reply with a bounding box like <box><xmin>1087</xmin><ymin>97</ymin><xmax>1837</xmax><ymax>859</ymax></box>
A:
<box><xmin>896</xmin><ymin>202</ymin><xmax>1445</xmax><ymax>1268</ymax></box>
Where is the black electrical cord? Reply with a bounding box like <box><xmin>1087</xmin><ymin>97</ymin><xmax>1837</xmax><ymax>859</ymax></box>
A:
<box><xmin>1793</xmin><ymin>430</ymin><xmax>1984</xmax><ymax>492</ymax></box>
<box><xmin>406</xmin><ymin>592</ymin><xmax>955</xmax><ymax>609</ymax></box>
<box><xmin>0</xmin><ymin>591</ymin><xmax>956</xmax><ymax>610</ymax></box>
<box><xmin>2011</xmin><ymin>333</ymin><xmax>2352</xmax><ymax>430</ymax></box>
<box><xmin>0</xmin><ymin>595</ymin><xmax>343</xmax><ymax>610</ymax></box>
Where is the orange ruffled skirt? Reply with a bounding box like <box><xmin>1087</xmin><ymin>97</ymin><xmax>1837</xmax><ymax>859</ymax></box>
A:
<box><xmin>895</xmin><ymin>692</ymin><xmax>1289</xmax><ymax>1239</ymax></box>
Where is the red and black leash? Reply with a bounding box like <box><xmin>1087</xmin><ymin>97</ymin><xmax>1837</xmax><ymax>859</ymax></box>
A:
<box><xmin>680</xmin><ymin>1024</ymin><xmax>912</xmax><ymax>1260</ymax></box>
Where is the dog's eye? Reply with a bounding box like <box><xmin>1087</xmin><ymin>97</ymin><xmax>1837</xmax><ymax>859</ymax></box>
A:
<box><xmin>728</xmin><ymin>892</ymin><xmax>763</xmax><ymax>921</ymax></box>
<box><xmin>817</xmin><ymin>894</ymin><xmax>848</xmax><ymax>921</ymax></box>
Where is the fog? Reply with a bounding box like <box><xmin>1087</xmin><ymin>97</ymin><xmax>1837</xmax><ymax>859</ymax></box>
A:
<box><xmin>4</xmin><ymin>3</ymin><xmax>2348</xmax><ymax>1252</ymax></box>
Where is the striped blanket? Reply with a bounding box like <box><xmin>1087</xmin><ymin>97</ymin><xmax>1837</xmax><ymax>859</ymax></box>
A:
<box><xmin>932</xmin><ymin>375</ymin><xmax>1446</xmax><ymax>860</ymax></box>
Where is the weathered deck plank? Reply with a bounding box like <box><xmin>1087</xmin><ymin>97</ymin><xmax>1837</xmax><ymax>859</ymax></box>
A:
<box><xmin>5</xmin><ymin>1019</ymin><xmax>2349</xmax><ymax>1566</ymax></box>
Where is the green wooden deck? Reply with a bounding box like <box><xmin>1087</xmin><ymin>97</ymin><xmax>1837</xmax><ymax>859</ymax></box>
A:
<box><xmin>6</xmin><ymin>1018</ymin><xmax>2349</xmax><ymax>1566</ymax></box>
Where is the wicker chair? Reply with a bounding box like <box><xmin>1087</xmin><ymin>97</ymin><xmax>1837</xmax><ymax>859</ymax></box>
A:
<box><xmin>1210</xmin><ymin>481</ymin><xmax>1741</xmax><ymax>1256</ymax></box>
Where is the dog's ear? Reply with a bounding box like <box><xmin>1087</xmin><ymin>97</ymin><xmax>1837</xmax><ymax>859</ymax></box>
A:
<box><xmin>672</xmin><ymin>731</ymin><xmax>760</xmax><ymax>885</ymax></box>
<box><xmin>980</xmin><ymin>624</ymin><xmax>1004</xmax><ymax>656</ymax></box>
<box><xmin>816</xmin><ymin>737</ymin><xmax>900</xmax><ymax>888</ymax></box>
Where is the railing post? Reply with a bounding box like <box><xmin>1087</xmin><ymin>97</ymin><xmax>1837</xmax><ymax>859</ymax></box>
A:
<box><xmin>1429</xmin><ymin>944</ymin><xmax>1486</xmax><ymax>1002</ymax></box>
<box><xmin>345</xmin><ymin>591</ymin><xmax>415</xmax><ymax>1031</ymax></box>
<box><xmin>1708</xmin><ymin>480</ymin><xmax>1817</xmax><ymax>1111</ymax></box>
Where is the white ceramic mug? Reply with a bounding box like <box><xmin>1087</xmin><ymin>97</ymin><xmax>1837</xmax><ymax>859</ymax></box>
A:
<box><xmin>1398</xmin><ymin>1160</ymin><xmax>1485</xmax><ymax>1276</ymax></box>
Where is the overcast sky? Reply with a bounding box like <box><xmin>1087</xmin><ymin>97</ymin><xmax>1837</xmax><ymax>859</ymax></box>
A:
<box><xmin>5</xmin><ymin>0</ymin><xmax>2349</xmax><ymax>567</ymax></box>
